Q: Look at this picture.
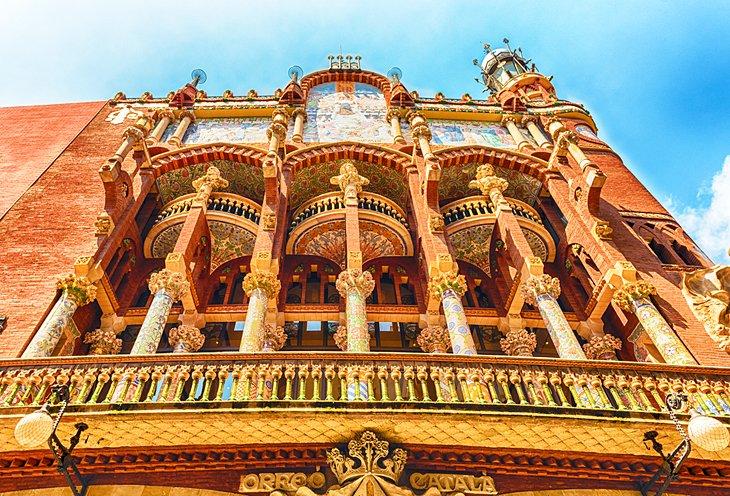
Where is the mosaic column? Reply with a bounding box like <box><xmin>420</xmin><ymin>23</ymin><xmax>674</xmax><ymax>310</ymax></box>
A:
<box><xmin>386</xmin><ymin>108</ymin><xmax>405</xmax><ymax>144</ymax></box>
<box><xmin>130</xmin><ymin>269</ymin><xmax>189</xmax><ymax>355</ymax></box>
<box><xmin>262</xmin><ymin>324</ymin><xmax>287</xmax><ymax>352</ymax></box>
<box><xmin>428</xmin><ymin>270</ymin><xmax>477</xmax><ymax>355</ymax></box>
<box><xmin>22</xmin><ymin>275</ymin><xmax>98</xmax><ymax>358</ymax></box>
<box><xmin>291</xmin><ymin>107</ymin><xmax>307</xmax><ymax>143</ymax></box>
<box><xmin>613</xmin><ymin>281</ymin><xmax>696</xmax><ymax>365</ymax></box>
<box><xmin>168</xmin><ymin>325</ymin><xmax>205</xmax><ymax>353</ymax></box>
<box><xmin>336</xmin><ymin>269</ymin><xmax>375</xmax><ymax>352</ymax></box>
<box><xmin>167</xmin><ymin>110</ymin><xmax>195</xmax><ymax>147</ymax></box>
<box><xmin>522</xmin><ymin>115</ymin><xmax>551</xmax><ymax>148</ymax></box>
<box><xmin>239</xmin><ymin>272</ymin><xmax>281</xmax><ymax>352</ymax></box>
<box><xmin>520</xmin><ymin>274</ymin><xmax>587</xmax><ymax>359</ymax></box>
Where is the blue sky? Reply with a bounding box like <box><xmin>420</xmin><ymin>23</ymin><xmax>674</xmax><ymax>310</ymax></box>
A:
<box><xmin>2</xmin><ymin>1</ymin><xmax>729</xmax><ymax>261</ymax></box>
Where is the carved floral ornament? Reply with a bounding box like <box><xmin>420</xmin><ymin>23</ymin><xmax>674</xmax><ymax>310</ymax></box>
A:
<box><xmin>192</xmin><ymin>166</ymin><xmax>229</xmax><ymax>203</ymax></box>
<box><xmin>428</xmin><ymin>270</ymin><xmax>468</xmax><ymax>299</ymax></box>
<box><xmin>168</xmin><ymin>324</ymin><xmax>205</xmax><ymax>353</ymax></box>
<box><xmin>148</xmin><ymin>269</ymin><xmax>190</xmax><ymax>301</ymax></box>
<box><xmin>519</xmin><ymin>274</ymin><xmax>561</xmax><ymax>306</ymax></box>
<box><xmin>57</xmin><ymin>274</ymin><xmax>97</xmax><ymax>306</ymax></box>
<box><xmin>83</xmin><ymin>327</ymin><xmax>122</xmax><ymax>355</ymax></box>
<box><xmin>499</xmin><ymin>328</ymin><xmax>536</xmax><ymax>356</ymax></box>
<box><xmin>336</xmin><ymin>268</ymin><xmax>375</xmax><ymax>297</ymax></box>
<box><xmin>263</xmin><ymin>323</ymin><xmax>287</xmax><ymax>351</ymax></box>
<box><xmin>243</xmin><ymin>272</ymin><xmax>282</xmax><ymax>299</ymax></box>
<box><xmin>330</xmin><ymin>161</ymin><xmax>370</xmax><ymax>199</ymax></box>
<box><xmin>416</xmin><ymin>325</ymin><xmax>451</xmax><ymax>353</ymax></box>
<box><xmin>468</xmin><ymin>164</ymin><xmax>509</xmax><ymax>197</ymax></box>
<box><xmin>251</xmin><ymin>431</ymin><xmax>497</xmax><ymax>496</ymax></box>
<box><xmin>612</xmin><ymin>280</ymin><xmax>656</xmax><ymax>312</ymax></box>
<box><xmin>582</xmin><ymin>333</ymin><xmax>622</xmax><ymax>360</ymax></box>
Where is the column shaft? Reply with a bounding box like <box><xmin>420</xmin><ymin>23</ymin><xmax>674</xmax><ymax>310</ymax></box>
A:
<box><xmin>130</xmin><ymin>289</ymin><xmax>174</xmax><ymax>355</ymax></box>
<box><xmin>345</xmin><ymin>289</ymin><xmax>369</xmax><ymax>352</ymax></box>
<box><xmin>525</xmin><ymin>120</ymin><xmax>551</xmax><ymax>148</ymax></box>
<box><xmin>631</xmin><ymin>298</ymin><xmax>696</xmax><ymax>365</ymax></box>
<box><xmin>292</xmin><ymin>109</ymin><xmax>306</xmax><ymax>142</ymax></box>
<box><xmin>147</xmin><ymin>114</ymin><xmax>173</xmax><ymax>143</ymax></box>
<box><xmin>168</xmin><ymin>112</ymin><xmax>194</xmax><ymax>146</ymax></box>
<box><xmin>534</xmin><ymin>293</ymin><xmax>587</xmax><ymax>359</ymax></box>
<box><xmin>441</xmin><ymin>289</ymin><xmax>477</xmax><ymax>355</ymax></box>
<box><xmin>240</xmin><ymin>288</ymin><xmax>268</xmax><ymax>352</ymax></box>
<box><xmin>503</xmin><ymin>118</ymin><xmax>531</xmax><ymax>150</ymax></box>
<box><xmin>22</xmin><ymin>296</ymin><xmax>78</xmax><ymax>358</ymax></box>
<box><xmin>388</xmin><ymin>111</ymin><xmax>405</xmax><ymax>144</ymax></box>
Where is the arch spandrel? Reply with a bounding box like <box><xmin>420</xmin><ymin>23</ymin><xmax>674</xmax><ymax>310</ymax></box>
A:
<box><xmin>286</xmin><ymin>142</ymin><xmax>412</xmax><ymax>176</ymax></box>
<box><xmin>438</xmin><ymin>161</ymin><xmax>542</xmax><ymax>207</ymax></box>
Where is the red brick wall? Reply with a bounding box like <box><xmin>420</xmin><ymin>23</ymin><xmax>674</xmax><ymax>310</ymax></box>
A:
<box><xmin>0</xmin><ymin>102</ymin><xmax>104</xmax><ymax>219</ymax></box>
<box><xmin>0</xmin><ymin>101</ymin><xmax>122</xmax><ymax>357</ymax></box>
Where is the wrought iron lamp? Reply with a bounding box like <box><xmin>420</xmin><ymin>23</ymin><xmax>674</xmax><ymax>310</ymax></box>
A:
<box><xmin>14</xmin><ymin>384</ymin><xmax>89</xmax><ymax>496</ymax></box>
<box><xmin>639</xmin><ymin>393</ymin><xmax>729</xmax><ymax>496</ymax></box>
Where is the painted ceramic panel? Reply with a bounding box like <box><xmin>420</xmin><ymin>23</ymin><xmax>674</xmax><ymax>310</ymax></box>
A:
<box><xmin>182</xmin><ymin>118</ymin><xmax>272</xmax><ymax>144</ymax></box>
<box><xmin>438</xmin><ymin>162</ymin><xmax>542</xmax><ymax>206</ymax></box>
<box><xmin>430</xmin><ymin>120</ymin><xmax>516</xmax><ymax>148</ymax></box>
<box><xmin>156</xmin><ymin>160</ymin><xmax>265</xmax><ymax>205</ymax></box>
<box><xmin>304</xmin><ymin>83</ymin><xmax>392</xmax><ymax>142</ymax></box>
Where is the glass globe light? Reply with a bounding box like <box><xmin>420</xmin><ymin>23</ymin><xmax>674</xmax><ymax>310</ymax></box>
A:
<box><xmin>688</xmin><ymin>411</ymin><xmax>730</xmax><ymax>452</ymax></box>
<box><xmin>14</xmin><ymin>408</ymin><xmax>54</xmax><ymax>448</ymax></box>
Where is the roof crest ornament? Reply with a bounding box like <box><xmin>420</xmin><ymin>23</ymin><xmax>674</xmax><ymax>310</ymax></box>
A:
<box><xmin>328</xmin><ymin>54</ymin><xmax>362</xmax><ymax>70</ymax></box>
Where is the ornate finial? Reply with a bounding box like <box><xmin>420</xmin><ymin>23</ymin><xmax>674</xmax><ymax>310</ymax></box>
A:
<box><xmin>329</xmin><ymin>54</ymin><xmax>361</xmax><ymax>70</ymax></box>
<box><xmin>192</xmin><ymin>166</ymin><xmax>229</xmax><ymax>204</ymax></box>
<box><xmin>330</xmin><ymin>161</ymin><xmax>370</xmax><ymax>200</ymax></box>
<box><xmin>327</xmin><ymin>431</ymin><xmax>407</xmax><ymax>484</ymax></box>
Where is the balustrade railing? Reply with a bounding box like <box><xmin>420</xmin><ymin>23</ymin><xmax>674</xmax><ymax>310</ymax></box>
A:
<box><xmin>1</xmin><ymin>353</ymin><xmax>728</xmax><ymax>421</ymax></box>
<box><xmin>289</xmin><ymin>192</ymin><xmax>409</xmax><ymax>231</ymax></box>
<box><xmin>442</xmin><ymin>196</ymin><xmax>542</xmax><ymax>226</ymax></box>
<box><xmin>155</xmin><ymin>192</ymin><xmax>261</xmax><ymax>225</ymax></box>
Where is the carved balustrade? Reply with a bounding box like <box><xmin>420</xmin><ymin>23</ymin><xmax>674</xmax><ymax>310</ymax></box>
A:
<box><xmin>155</xmin><ymin>192</ymin><xmax>262</xmax><ymax>225</ymax></box>
<box><xmin>441</xmin><ymin>195</ymin><xmax>542</xmax><ymax>227</ymax></box>
<box><xmin>289</xmin><ymin>192</ymin><xmax>409</xmax><ymax>231</ymax></box>
<box><xmin>1</xmin><ymin>354</ymin><xmax>728</xmax><ymax>422</ymax></box>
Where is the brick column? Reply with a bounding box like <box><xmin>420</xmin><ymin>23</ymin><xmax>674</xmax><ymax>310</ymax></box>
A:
<box><xmin>291</xmin><ymin>108</ymin><xmax>307</xmax><ymax>143</ymax></box>
<box><xmin>520</xmin><ymin>274</ymin><xmax>587</xmax><ymax>359</ymax></box>
<box><xmin>613</xmin><ymin>281</ymin><xmax>697</xmax><ymax>365</ymax></box>
<box><xmin>387</xmin><ymin>108</ymin><xmax>405</xmax><ymax>144</ymax></box>
<box><xmin>167</xmin><ymin>110</ymin><xmax>195</xmax><ymax>147</ymax></box>
<box><xmin>336</xmin><ymin>269</ymin><xmax>376</xmax><ymax>352</ymax></box>
<box><xmin>240</xmin><ymin>272</ymin><xmax>281</xmax><ymax>352</ymax></box>
<box><xmin>130</xmin><ymin>269</ymin><xmax>189</xmax><ymax>355</ymax></box>
<box><xmin>22</xmin><ymin>275</ymin><xmax>97</xmax><ymax>358</ymax></box>
<box><xmin>428</xmin><ymin>270</ymin><xmax>477</xmax><ymax>355</ymax></box>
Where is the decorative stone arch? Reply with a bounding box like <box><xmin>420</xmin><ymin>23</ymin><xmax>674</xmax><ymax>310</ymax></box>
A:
<box><xmin>286</xmin><ymin>142</ymin><xmax>411</xmax><ymax>176</ymax></box>
<box><xmin>300</xmin><ymin>69</ymin><xmax>392</xmax><ymax>102</ymax></box>
<box><xmin>150</xmin><ymin>143</ymin><xmax>268</xmax><ymax>178</ymax></box>
<box><xmin>433</xmin><ymin>145</ymin><xmax>549</xmax><ymax>186</ymax></box>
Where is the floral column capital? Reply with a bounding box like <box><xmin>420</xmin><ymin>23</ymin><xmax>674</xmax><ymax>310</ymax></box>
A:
<box><xmin>57</xmin><ymin>274</ymin><xmax>97</xmax><ymax>306</ymax></box>
<box><xmin>336</xmin><ymin>268</ymin><xmax>375</xmax><ymax>298</ymax></box>
<box><xmin>148</xmin><ymin>269</ymin><xmax>189</xmax><ymax>301</ymax></box>
<box><xmin>613</xmin><ymin>280</ymin><xmax>656</xmax><ymax>311</ymax></box>
<box><xmin>417</xmin><ymin>325</ymin><xmax>451</xmax><ymax>353</ymax></box>
<box><xmin>168</xmin><ymin>325</ymin><xmax>205</xmax><ymax>353</ymax></box>
<box><xmin>583</xmin><ymin>334</ymin><xmax>622</xmax><ymax>360</ymax></box>
<box><xmin>242</xmin><ymin>272</ymin><xmax>281</xmax><ymax>299</ymax></box>
<box><xmin>428</xmin><ymin>270</ymin><xmax>468</xmax><ymax>299</ymax></box>
<box><xmin>499</xmin><ymin>328</ymin><xmax>537</xmax><ymax>356</ymax></box>
<box><xmin>520</xmin><ymin>274</ymin><xmax>561</xmax><ymax>306</ymax></box>
<box><xmin>192</xmin><ymin>166</ymin><xmax>229</xmax><ymax>204</ymax></box>
<box><xmin>330</xmin><ymin>161</ymin><xmax>370</xmax><ymax>200</ymax></box>
<box><xmin>262</xmin><ymin>324</ymin><xmax>287</xmax><ymax>351</ymax></box>
<box><xmin>83</xmin><ymin>327</ymin><xmax>122</xmax><ymax>355</ymax></box>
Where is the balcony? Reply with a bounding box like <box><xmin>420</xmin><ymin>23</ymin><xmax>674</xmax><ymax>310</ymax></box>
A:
<box><xmin>441</xmin><ymin>195</ymin><xmax>542</xmax><ymax>228</ymax></box>
<box><xmin>289</xmin><ymin>191</ymin><xmax>409</xmax><ymax>231</ymax></box>
<box><xmin>1</xmin><ymin>353</ymin><xmax>728</xmax><ymax>421</ymax></box>
<box><xmin>155</xmin><ymin>192</ymin><xmax>261</xmax><ymax>225</ymax></box>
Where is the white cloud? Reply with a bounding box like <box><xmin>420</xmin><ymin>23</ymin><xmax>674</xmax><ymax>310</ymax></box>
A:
<box><xmin>665</xmin><ymin>155</ymin><xmax>730</xmax><ymax>264</ymax></box>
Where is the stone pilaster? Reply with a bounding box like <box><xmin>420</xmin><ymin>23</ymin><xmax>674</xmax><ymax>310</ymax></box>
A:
<box><xmin>239</xmin><ymin>272</ymin><xmax>281</xmax><ymax>352</ymax></box>
<box><xmin>521</xmin><ymin>275</ymin><xmax>587</xmax><ymax>359</ymax></box>
<box><xmin>613</xmin><ymin>281</ymin><xmax>696</xmax><ymax>365</ymax></box>
<box><xmin>428</xmin><ymin>270</ymin><xmax>477</xmax><ymax>355</ymax></box>
<box><xmin>130</xmin><ymin>269</ymin><xmax>189</xmax><ymax>355</ymax></box>
<box><xmin>336</xmin><ymin>268</ymin><xmax>375</xmax><ymax>352</ymax></box>
<box><xmin>22</xmin><ymin>275</ymin><xmax>98</xmax><ymax>358</ymax></box>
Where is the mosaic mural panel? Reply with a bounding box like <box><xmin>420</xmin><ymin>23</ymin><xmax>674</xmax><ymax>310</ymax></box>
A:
<box><xmin>156</xmin><ymin>160</ymin><xmax>265</xmax><ymax>205</ymax></box>
<box><xmin>430</xmin><ymin>120</ymin><xmax>516</xmax><ymax>147</ymax></box>
<box><xmin>523</xmin><ymin>229</ymin><xmax>549</xmax><ymax>261</ymax></box>
<box><xmin>292</xmin><ymin>219</ymin><xmax>406</xmax><ymax>267</ymax></box>
<box><xmin>438</xmin><ymin>162</ymin><xmax>542</xmax><ymax>206</ymax></box>
<box><xmin>303</xmin><ymin>82</ymin><xmax>393</xmax><ymax>142</ymax></box>
<box><xmin>209</xmin><ymin>220</ymin><xmax>256</xmax><ymax>270</ymax></box>
<box><xmin>151</xmin><ymin>223</ymin><xmax>183</xmax><ymax>258</ymax></box>
<box><xmin>182</xmin><ymin>118</ymin><xmax>272</xmax><ymax>144</ymax></box>
<box><xmin>450</xmin><ymin>224</ymin><xmax>494</xmax><ymax>276</ymax></box>
<box><xmin>575</xmin><ymin>124</ymin><xmax>601</xmax><ymax>141</ymax></box>
<box><xmin>290</xmin><ymin>159</ymin><xmax>407</xmax><ymax>209</ymax></box>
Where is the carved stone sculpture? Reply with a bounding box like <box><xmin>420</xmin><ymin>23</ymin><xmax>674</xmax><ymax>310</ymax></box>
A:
<box><xmin>682</xmin><ymin>265</ymin><xmax>730</xmax><ymax>353</ymax></box>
